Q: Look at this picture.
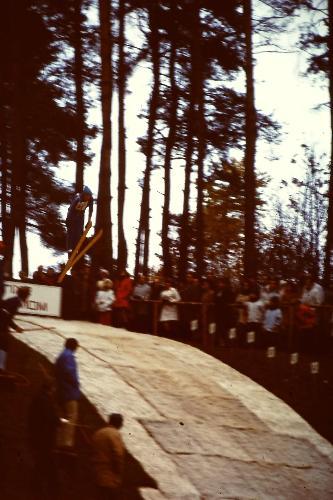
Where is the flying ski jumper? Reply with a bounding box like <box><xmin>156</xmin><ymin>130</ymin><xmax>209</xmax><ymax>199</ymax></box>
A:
<box><xmin>66</xmin><ymin>186</ymin><xmax>93</xmax><ymax>253</ymax></box>
<box><xmin>58</xmin><ymin>186</ymin><xmax>103</xmax><ymax>283</ymax></box>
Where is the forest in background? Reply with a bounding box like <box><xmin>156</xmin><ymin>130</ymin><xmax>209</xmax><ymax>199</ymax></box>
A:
<box><xmin>0</xmin><ymin>0</ymin><xmax>332</xmax><ymax>283</ymax></box>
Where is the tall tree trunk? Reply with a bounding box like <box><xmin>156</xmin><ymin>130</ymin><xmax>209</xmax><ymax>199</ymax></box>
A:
<box><xmin>324</xmin><ymin>0</ymin><xmax>333</xmax><ymax>286</ymax></box>
<box><xmin>192</xmin><ymin>1</ymin><xmax>206</xmax><ymax>279</ymax></box>
<box><xmin>117</xmin><ymin>0</ymin><xmax>128</xmax><ymax>271</ymax></box>
<box><xmin>73</xmin><ymin>0</ymin><xmax>86</xmax><ymax>192</ymax></box>
<box><xmin>196</xmin><ymin>99</ymin><xmax>206</xmax><ymax>279</ymax></box>
<box><xmin>134</xmin><ymin>172</ymin><xmax>147</xmax><ymax>277</ymax></box>
<box><xmin>135</xmin><ymin>3</ymin><xmax>160</xmax><ymax>276</ymax></box>
<box><xmin>243</xmin><ymin>0</ymin><xmax>257</xmax><ymax>280</ymax></box>
<box><xmin>19</xmin><ymin>214</ymin><xmax>28</xmax><ymax>274</ymax></box>
<box><xmin>178</xmin><ymin>2</ymin><xmax>198</xmax><ymax>281</ymax></box>
<box><xmin>0</xmin><ymin>108</ymin><xmax>14</xmax><ymax>275</ymax></box>
<box><xmin>96</xmin><ymin>0</ymin><xmax>113</xmax><ymax>271</ymax></box>
<box><xmin>178</xmin><ymin>100</ymin><xmax>195</xmax><ymax>281</ymax></box>
<box><xmin>162</xmin><ymin>12</ymin><xmax>178</xmax><ymax>278</ymax></box>
<box><xmin>11</xmin><ymin>4</ymin><xmax>29</xmax><ymax>275</ymax></box>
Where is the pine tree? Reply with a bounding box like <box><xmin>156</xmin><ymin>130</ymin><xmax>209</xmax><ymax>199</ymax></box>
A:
<box><xmin>0</xmin><ymin>1</ymin><xmax>79</xmax><ymax>273</ymax></box>
<box><xmin>135</xmin><ymin>2</ymin><xmax>161</xmax><ymax>277</ymax></box>
<box><xmin>117</xmin><ymin>0</ymin><xmax>128</xmax><ymax>271</ymax></box>
<box><xmin>95</xmin><ymin>0</ymin><xmax>114</xmax><ymax>272</ymax></box>
<box><xmin>243</xmin><ymin>0</ymin><xmax>257</xmax><ymax>280</ymax></box>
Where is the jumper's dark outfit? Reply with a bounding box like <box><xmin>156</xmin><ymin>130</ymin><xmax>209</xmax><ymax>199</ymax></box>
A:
<box><xmin>65</xmin><ymin>186</ymin><xmax>93</xmax><ymax>251</ymax></box>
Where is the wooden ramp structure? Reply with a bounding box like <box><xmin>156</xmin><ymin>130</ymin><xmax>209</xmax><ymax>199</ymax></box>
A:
<box><xmin>15</xmin><ymin>316</ymin><xmax>333</xmax><ymax>499</ymax></box>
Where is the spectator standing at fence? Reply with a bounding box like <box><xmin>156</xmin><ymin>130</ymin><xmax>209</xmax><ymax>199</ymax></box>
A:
<box><xmin>298</xmin><ymin>275</ymin><xmax>324</xmax><ymax>357</ymax></box>
<box><xmin>259</xmin><ymin>275</ymin><xmax>270</xmax><ymax>303</ymax></box>
<box><xmin>150</xmin><ymin>276</ymin><xmax>163</xmax><ymax>300</ymax></box>
<box><xmin>301</xmin><ymin>276</ymin><xmax>324</xmax><ymax>306</ymax></box>
<box><xmin>262</xmin><ymin>296</ymin><xmax>283</xmax><ymax>348</ymax></box>
<box><xmin>201</xmin><ymin>279</ymin><xmax>216</xmax><ymax>327</ymax></box>
<box><xmin>131</xmin><ymin>274</ymin><xmax>151</xmax><ymax>332</ymax></box>
<box><xmin>244</xmin><ymin>292</ymin><xmax>265</xmax><ymax>345</ymax></box>
<box><xmin>159</xmin><ymin>280</ymin><xmax>181</xmax><ymax>336</ymax></box>
<box><xmin>33</xmin><ymin>265</ymin><xmax>46</xmax><ymax>284</ymax></box>
<box><xmin>44</xmin><ymin>266</ymin><xmax>57</xmax><ymax>286</ymax></box>
<box><xmin>215</xmin><ymin>277</ymin><xmax>235</xmax><ymax>347</ymax></box>
<box><xmin>95</xmin><ymin>279</ymin><xmax>115</xmax><ymax>326</ymax></box>
<box><xmin>18</xmin><ymin>270</ymin><xmax>32</xmax><ymax>282</ymax></box>
<box><xmin>280</xmin><ymin>281</ymin><xmax>299</xmax><ymax>304</ymax></box>
<box><xmin>91</xmin><ymin>413</ymin><xmax>126</xmax><ymax>500</ymax></box>
<box><xmin>260</xmin><ymin>278</ymin><xmax>279</xmax><ymax>305</ymax></box>
<box><xmin>235</xmin><ymin>279</ymin><xmax>254</xmax><ymax>345</ymax></box>
<box><xmin>113</xmin><ymin>270</ymin><xmax>133</xmax><ymax>328</ymax></box>
<box><xmin>180</xmin><ymin>273</ymin><xmax>201</xmax><ymax>339</ymax></box>
<box><xmin>78</xmin><ymin>262</ymin><xmax>93</xmax><ymax>319</ymax></box>
<box><xmin>279</xmin><ymin>281</ymin><xmax>300</xmax><ymax>339</ymax></box>
<box><xmin>55</xmin><ymin>338</ymin><xmax>80</xmax><ymax>449</ymax></box>
<box><xmin>0</xmin><ymin>286</ymin><xmax>31</xmax><ymax>371</ymax></box>
<box><xmin>201</xmin><ymin>279</ymin><xmax>215</xmax><ymax>303</ymax></box>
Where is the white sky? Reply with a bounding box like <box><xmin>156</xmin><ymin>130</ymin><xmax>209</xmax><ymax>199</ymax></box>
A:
<box><xmin>13</xmin><ymin>4</ymin><xmax>330</xmax><ymax>277</ymax></box>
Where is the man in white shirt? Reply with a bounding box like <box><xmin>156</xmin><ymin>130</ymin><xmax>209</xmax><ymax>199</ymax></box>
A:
<box><xmin>244</xmin><ymin>293</ymin><xmax>265</xmax><ymax>346</ymax></box>
<box><xmin>301</xmin><ymin>276</ymin><xmax>324</xmax><ymax>306</ymax></box>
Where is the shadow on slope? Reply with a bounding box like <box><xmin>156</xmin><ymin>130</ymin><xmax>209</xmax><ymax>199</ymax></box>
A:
<box><xmin>0</xmin><ymin>337</ymin><xmax>157</xmax><ymax>500</ymax></box>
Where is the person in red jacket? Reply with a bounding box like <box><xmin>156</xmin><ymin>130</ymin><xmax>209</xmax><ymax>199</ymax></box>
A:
<box><xmin>113</xmin><ymin>270</ymin><xmax>133</xmax><ymax>328</ymax></box>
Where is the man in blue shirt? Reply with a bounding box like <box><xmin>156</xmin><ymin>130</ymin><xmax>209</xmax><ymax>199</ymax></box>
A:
<box><xmin>55</xmin><ymin>338</ymin><xmax>80</xmax><ymax>448</ymax></box>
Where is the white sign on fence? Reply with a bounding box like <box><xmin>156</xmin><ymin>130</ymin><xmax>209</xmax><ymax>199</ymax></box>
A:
<box><xmin>228</xmin><ymin>327</ymin><xmax>236</xmax><ymax>339</ymax></box>
<box><xmin>310</xmin><ymin>361</ymin><xmax>320</xmax><ymax>375</ymax></box>
<box><xmin>247</xmin><ymin>331</ymin><xmax>255</xmax><ymax>344</ymax></box>
<box><xmin>266</xmin><ymin>346</ymin><xmax>276</xmax><ymax>358</ymax></box>
<box><xmin>290</xmin><ymin>352</ymin><xmax>299</xmax><ymax>365</ymax></box>
<box><xmin>190</xmin><ymin>319</ymin><xmax>199</xmax><ymax>331</ymax></box>
<box><xmin>208</xmin><ymin>322</ymin><xmax>216</xmax><ymax>334</ymax></box>
<box><xmin>3</xmin><ymin>281</ymin><xmax>62</xmax><ymax>317</ymax></box>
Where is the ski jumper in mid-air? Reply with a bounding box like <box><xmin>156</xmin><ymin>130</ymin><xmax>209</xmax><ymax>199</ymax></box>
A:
<box><xmin>66</xmin><ymin>186</ymin><xmax>93</xmax><ymax>255</ymax></box>
<box><xmin>58</xmin><ymin>186</ymin><xmax>103</xmax><ymax>283</ymax></box>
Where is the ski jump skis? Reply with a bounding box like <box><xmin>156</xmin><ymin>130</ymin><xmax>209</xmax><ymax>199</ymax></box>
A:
<box><xmin>57</xmin><ymin>221</ymin><xmax>103</xmax><ymax>284</ymax></box>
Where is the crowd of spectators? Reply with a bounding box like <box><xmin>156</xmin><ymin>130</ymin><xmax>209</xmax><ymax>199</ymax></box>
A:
<box><xmin>10</xmin><ymin>262</ymin><xmax>333</xmax><ymax>355</ymax></box>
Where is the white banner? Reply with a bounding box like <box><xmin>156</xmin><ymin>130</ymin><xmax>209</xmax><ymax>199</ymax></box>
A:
<box><xmin>3</xmin><ymin>281</ymin><xmax>62</xmax><ymax>317</ymax></box>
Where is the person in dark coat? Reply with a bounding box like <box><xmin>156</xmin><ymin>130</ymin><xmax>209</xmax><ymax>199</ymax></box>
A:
<box><xmin>180</xmin><ymin>274</ymin><xmax>201</xmax><ymax>339</ymax></box>
<box><xmin>0</xmin><ymin>286</ymin><xmax>31</xmax><ymax>370</ymax></box>
<box><xmin>215</xmin><ymin>277</ymin><xmax>235</xmax><ymax>347</ymax></box>
<box><xmin>91</xmin><ymin>413</ymin><xmax>126</xmax><ymax>500</ymax></box>
<box><xmin>55</xmin><ymin>338</ymin><xmax>80</xmax><ymax>448</ymax></box>
<box><xmin>66</xmin><ymin>186</ymin><xmax>93</xmax><ymax>254</ymax></box>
